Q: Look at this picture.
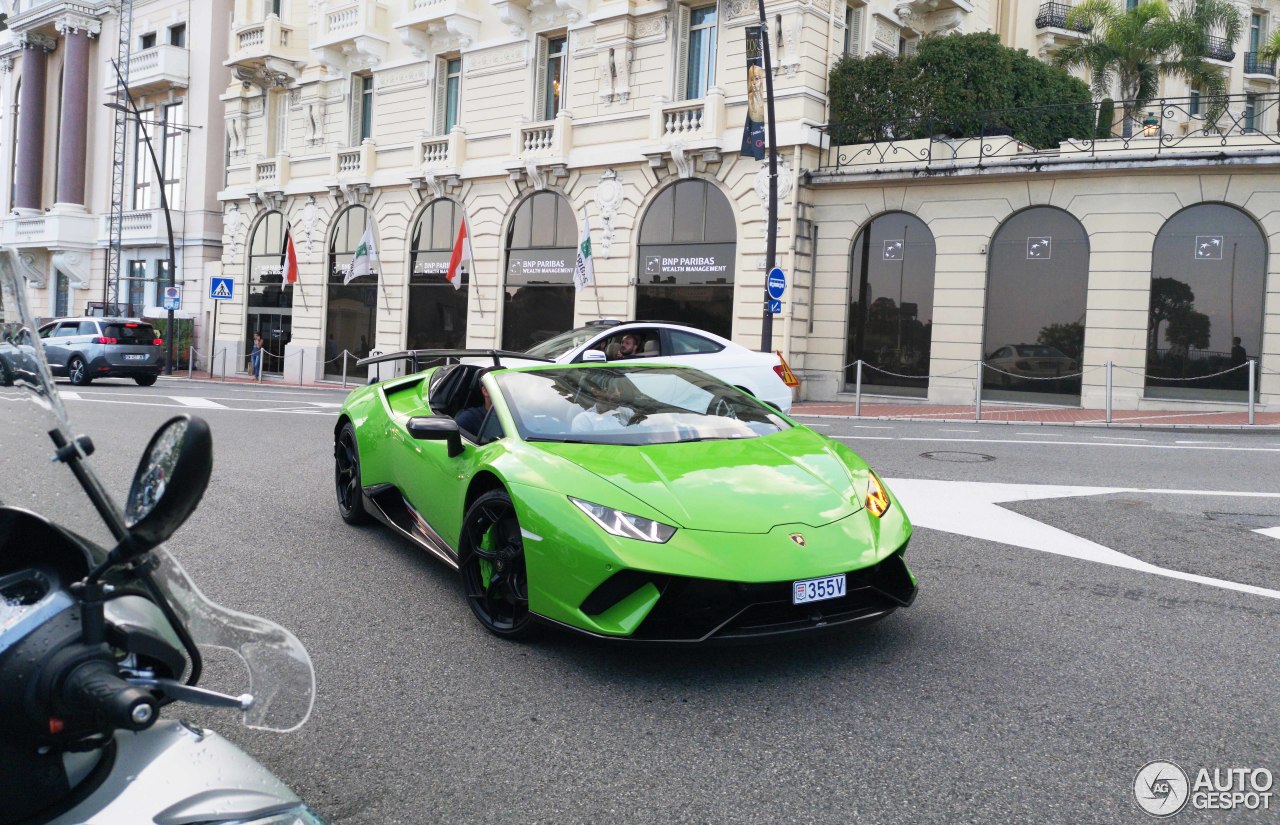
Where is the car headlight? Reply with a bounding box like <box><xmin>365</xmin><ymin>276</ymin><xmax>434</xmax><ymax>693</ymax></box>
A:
<box><xmin>865</xmin><ymin>472</ymin><xmax>891</xmax><ymax>518</ymax></box>
<box><xmin>570</xmin><ymin>497</ymin><xmax>677</xmax><ymax>543</ymax></box>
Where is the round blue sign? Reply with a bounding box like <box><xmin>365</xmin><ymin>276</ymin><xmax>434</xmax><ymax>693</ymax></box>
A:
<box><xmin>767</xmin><ymin>267</ymin><xmax>786</xmax><ymax>300</ymax></box>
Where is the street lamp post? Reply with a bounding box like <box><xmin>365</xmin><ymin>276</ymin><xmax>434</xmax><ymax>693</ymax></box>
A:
<box><xmin>105</xmin><ymin>60</ymin><xmax>190</xmax><ymax>375</ymax></box>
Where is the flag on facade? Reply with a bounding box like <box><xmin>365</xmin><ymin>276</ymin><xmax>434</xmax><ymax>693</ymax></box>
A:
<box><xmin>344</xmin><ymin>223</ymin><xmax>379</xmax><ymax>285</ymax></box>
<box><xmin>280</xmin><ymin>225</ymin><xmax>299</xmax><ymax>285</ymax></box>
<box><xmin>573</xmin><ymin>214</ymin><xmax>594</xmax><ymax>291</ymax></box>
<box><xmin>446</xmin><ymin>217</ymin><xmax>472</xmax><ymax>290</ymax></box>
<box><xmin>742</xmin><ymin>26</ymin><xmax>767</xmax><ymax>161</ymax></box>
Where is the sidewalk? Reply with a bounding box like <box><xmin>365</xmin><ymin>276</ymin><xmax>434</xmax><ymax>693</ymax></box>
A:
<box><xmin>162</xmin><ymin>370</ymin><xmax>1280</xmax><ymax>428</ymax></box>
<box><xmin>792</xmin><ymin>399</ymin><xmax>1280</xmax><ymax>428</ymax></box>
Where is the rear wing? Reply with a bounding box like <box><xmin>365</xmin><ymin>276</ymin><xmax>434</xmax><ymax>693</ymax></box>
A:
<box><xmin>356</xmin><ymin>349</ymin><xmax>553</xmax><ymax>372</ymax></box>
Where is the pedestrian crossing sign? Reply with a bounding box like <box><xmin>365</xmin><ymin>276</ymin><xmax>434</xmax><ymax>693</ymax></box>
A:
<box><xmin>210</xmin><ymin>277</ymin><xmax>234</xmax><ymax>301</ymax></box>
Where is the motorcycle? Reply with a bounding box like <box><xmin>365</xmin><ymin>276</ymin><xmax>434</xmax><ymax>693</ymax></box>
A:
<box><xmin>0</xmin><ymin>250</ymin><xmax>326</xmax><ymax>825</ymax></box>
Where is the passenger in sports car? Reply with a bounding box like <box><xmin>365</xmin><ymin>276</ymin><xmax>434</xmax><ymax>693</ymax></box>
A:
<box><xmin>571</xmin><ymin>380</ymin><xmax>635</xmax><ymax>432</ymax></box>
<box><xmin>455</xmin><ymin>383</ymin><xmax>491</xmax><ymax>435</ymax></box>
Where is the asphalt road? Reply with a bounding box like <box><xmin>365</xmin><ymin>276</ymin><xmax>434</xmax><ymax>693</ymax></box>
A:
<box><xmin>50</xmin><ymin>377</ymin><xmax>1280</xmax><ymax>824</ymax></box>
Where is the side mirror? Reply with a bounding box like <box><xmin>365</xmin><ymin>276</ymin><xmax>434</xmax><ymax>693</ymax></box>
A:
<box><xmin>123</xmin><ymin>415</ymin><xmax>213</xmax><ymax>554</ymax></box>
<box><xmin>581</xmin><ymin>350</ymin><xmax>607</xmax><ymax>362</ymax></box>
<box><xmin>407</xmin><ymin>415</ymin><xmax>463</xmax><ymax>457</ymax></box>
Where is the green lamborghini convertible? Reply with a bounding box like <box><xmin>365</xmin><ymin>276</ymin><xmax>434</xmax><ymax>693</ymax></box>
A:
<box><xmin>334</xmin><ymin>350</ymin><xmax>915</xmax><ymax>642</ymax></box>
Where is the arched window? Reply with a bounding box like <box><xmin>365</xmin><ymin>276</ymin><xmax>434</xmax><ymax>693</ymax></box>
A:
<box><xmin>325</xmin><ymin>205</ymin><xmax>378</xmax><ymax>379</ymax></box>
<box><xmin>846</xmin><ymin>212</ymin><xmax>935</xmax><ymax>396</ymax></box>
<box><xmin>246</xmin><ymin>211</ymin><xmax>293</xmax><ymax>375</ymax></box>
<box><xmin>636</xmin><ymin>180</ymin><xmax>736</xmax><ymax>340</ymax></box>
<box><xmin>503</xmin><ymin>191</ymin><xmax>575</xmax><ymax>350</ymax></box>
<box><xmin>1145</xmin><ymin>203</ymin><xmax>1266</xmax><ymax>400</ymax></box>
<box><xmin>983</xmin><ymin>207</ymin><xmax>1089</xmax><ymax>401</ymax></box>
<box><xmin>408</xmin><ymin>199</ymin><xmax>468</xmax><ymax>350</ymax></box>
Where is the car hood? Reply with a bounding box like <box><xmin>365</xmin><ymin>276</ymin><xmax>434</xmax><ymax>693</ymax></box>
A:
<box><xmin>532</xmin><ymin>427</ymin><xmax>867</xmax><ymax>533</ymax></box>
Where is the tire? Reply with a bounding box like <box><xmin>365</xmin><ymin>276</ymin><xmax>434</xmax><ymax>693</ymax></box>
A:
<box><xmin>68</xmin><ymin>356</ymin><xmax>92</xmax><ymax>386</ymax></box>
<box><xmin>458</xmin><ymin>490</ymin><xmax>534</xmax><ymax>639</ymax></box>
<box><xmin>334</xmin><ymin>423</ymin><xmax>371</xmax><ymax>525</ymax></box>
<box><xmin>134</xmin><ymin>375</ymin><xmax>158</xmax><ymax>387</ymax></box>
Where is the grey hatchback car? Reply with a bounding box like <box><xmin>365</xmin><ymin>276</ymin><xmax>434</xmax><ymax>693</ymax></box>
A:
<box><xmin>37</xmin><ymin>317</ymin><xmax>164</xmax><ymax>386</ymax></box>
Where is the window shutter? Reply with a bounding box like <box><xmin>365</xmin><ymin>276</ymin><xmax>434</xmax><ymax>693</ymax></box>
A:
<box><xmin>349</xmin><ymin>76</ymin><xmax>361</xmax><ymax>146</ymax></box>
<box><xmin>434</xmin><ymin>58</ymin><xmax>448</xmax><ymax>135</ymax></box>
<box><xmin>534</xmin><ymin>37</ymin><xmax>550</xmax><ymax>120</ymax></box>
<box><xmin>674</xmin><ymin>5</ymin><xmax>691</xmax><ymax>102</ymax></box>
<box><xmin>847</xmin><ymin>6</ymin><xmax>863</xmax><ymax>56</ymax></box>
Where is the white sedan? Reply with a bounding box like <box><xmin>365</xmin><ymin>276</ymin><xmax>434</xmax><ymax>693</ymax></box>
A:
<box><xmin>522</xmin><ymin>321</ymin><xmax>798</xmax><ymax>413</ymax></box>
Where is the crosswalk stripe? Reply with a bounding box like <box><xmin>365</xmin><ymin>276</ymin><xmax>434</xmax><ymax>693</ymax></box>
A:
<box><xmin>172</xmin><ymin>396</ymin><xmax>229</xmax><ymax>409</ymax></box>
<box><xmin>61</xmin><ymin>391</ymin><xmax>81</xmax><ymax>401</ymax></box>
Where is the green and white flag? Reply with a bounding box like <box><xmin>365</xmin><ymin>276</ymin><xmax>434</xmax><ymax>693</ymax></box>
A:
<box><xmin>344</xmin><ymin>223</ymin><xmax>379</xmax><ymax>285</ymax></box>
<box><xmin>573</xmin><ymin>214</ymin><xmax>594</xmax><ymax>291</ymax></box>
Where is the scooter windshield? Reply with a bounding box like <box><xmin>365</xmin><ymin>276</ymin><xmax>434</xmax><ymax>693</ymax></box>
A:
<box><xmin>0</xmin><ymin>251</ymin><xmax>314</xmax><ymax>733</ymax></box>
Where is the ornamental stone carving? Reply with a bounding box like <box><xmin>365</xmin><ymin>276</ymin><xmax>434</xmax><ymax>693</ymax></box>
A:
<box><xmin>593</xmin><ymin>169</ymin><xmax>624</xmax><ymax>258</ymax></box>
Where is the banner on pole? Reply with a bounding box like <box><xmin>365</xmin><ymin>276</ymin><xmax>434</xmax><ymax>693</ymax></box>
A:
<box><xmin>742</xmin><ymin>26</ymin><xmax>766</xmax><ymax>161</ymax></box>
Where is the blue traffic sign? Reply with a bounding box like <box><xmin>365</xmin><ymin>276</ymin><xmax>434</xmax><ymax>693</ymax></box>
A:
<box><xmin>210</xmin><ymin>277</ymin><xmax>234</xmax><ymax>301</ymax></box>
<box><xmin>768</xmin><ymin>299</ymin><xmax>782</xmax><ymax>315</ymax></box>
<box><xmin>767</xmin><ymin>267</ymin><xmax>786</xmax><ymax>300</ymax></box>
<box><xmin>162</xmin><ymin>286</ymin><xmax>181</xmax><ymax>311</ymax></box>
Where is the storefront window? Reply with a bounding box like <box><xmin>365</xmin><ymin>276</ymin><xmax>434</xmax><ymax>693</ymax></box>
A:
<box><xmin>247</xmin><ymin>210</ymin><xmax>293</xmax><ymax>375</ymax></box>
<box><xmin>1145</xmin><ymin>203</ymin><xmax>1265</xmax><ymax>401</ymax></box>
<box><xmin>983</xmin><ymin>206</ymin><xmax>1089</xmax><ymax>402</ymax></box>
<box><xmin>408</xmin><ymin>199</ymin><xmax>469</xmax><ymax>350</ymax></box>
<box><xmin>846</xmin><ymin>212</ymin><xmax>935</xmax><ymax>396</ymax></box>
<box><xmin>325</xmin><ymin>206</ymin><xmax>378</xmax><ymax>380</ymax></box>
<box><xmin>636</xmin><ymin>180</ymin><xmax>736</xmax><ymax>339</ymax></box>
<box><xmin>503</xmin><ymin>191</ymin><xmax>575</xmax><ymax>350</ymax></box>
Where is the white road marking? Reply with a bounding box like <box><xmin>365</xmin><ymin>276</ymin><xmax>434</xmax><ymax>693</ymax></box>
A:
<box><xmin>836</xmin><ymin>435</ymin><xmax>1280</xmax><ymax>454</ymax></box>
<box><xmin>1093</xmin><ymin>435</ymin><xmax>1148</xmax><ymax>442</ymax></box>
<box><xmin>851</xmin><ymin>425</ymin><xmax>894</xmax><ymax>429</ymax></box>
<box><xmin>61</xmin><ymin>391</ymin><xmax>81</xmax><ymax>401</ymax></box>
<box><xmin>939</xmin><ymin>429</ymin><xmax>979</xmax><ymax>434</ymax></box>
<box><xmin>1175</xmin><ymin>440</ymin><xmax>1222</xmax><ymax>445</ymax></box>
<box><xmin>887</xmin><ymin>478</ymin><xmax>1280</xmax><ymax>601</ymax></box>
<box><xmin>173</xmin><ymin>396</ymin><xmax>229</xmax><ymax>409</ymax></box>
<box><xmin>1255</xmin><ymin>527</ymin><xmax>1280</xmax><ymax>541</ymax></box>
<box><xmin>1015</xmin><ymin>431</ymin><xmax>1064</xmax><ymax>437</ymax></box>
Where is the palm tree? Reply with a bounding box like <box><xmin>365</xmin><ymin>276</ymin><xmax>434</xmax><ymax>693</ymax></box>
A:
<box><xmin>1054</xmin><ymin>0</ymin><xmax>1243</xmax><ymax>138</ymax></box>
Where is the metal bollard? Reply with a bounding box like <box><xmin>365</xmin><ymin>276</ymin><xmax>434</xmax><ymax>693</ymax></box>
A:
<box><xmin>188</xmin><ymin>346</ymin><xmax>194</xmax><ymax>380</ymax></box>
<box><xmin>220</xmin><ymin>348</ymin><xmax>227</xmax><ymax>382</ymax></box>
<box><xmin>299</xmin><ymin>351</ymin><xmax>305</xmax><ymax>387</ymax></box>
<box><xmin>341</xmin><ymin>350</ymin><xmax>349</xmax><ymax>389</ymax></box>
<box><xmin>1248</xmin><ymin>359</ymin><xmax>1256</xmax><ymax>426</ymax></box>
<box><xmin>854</xmin><ymin>360</ymin><xmax>863</xmax><ymax>418</ymax></box>
<box><xmin>1105</xmin><ymin>361</ymin><xmax>1113</xmax><ymax>424</ymax></box>
<box><xmin>975</xmin><ymin>361</ymin><xmax>983</xmax><ymax>422</ymax></box>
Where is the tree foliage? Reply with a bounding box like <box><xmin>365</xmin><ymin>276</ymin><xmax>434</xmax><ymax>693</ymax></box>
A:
<box><xmin>1054</xmin><ymin>0</ymin><xmax>1243</xmax><ymax>136</ymax></box>
<box><xmin>828</xmin><ymin>33</ymin><xmax>1094</xmax><ymax>147</ymax></box>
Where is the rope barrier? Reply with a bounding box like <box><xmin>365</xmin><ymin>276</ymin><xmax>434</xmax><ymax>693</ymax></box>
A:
<box><xmin>1112</xmin><ymin>362</ymin><xmax>1247</xmax><ymax>382</ymax></box>
<box><xmin>979</xmin><ymin>363</ymin><xmax>1086</xmax><ymax>382</ymax></box>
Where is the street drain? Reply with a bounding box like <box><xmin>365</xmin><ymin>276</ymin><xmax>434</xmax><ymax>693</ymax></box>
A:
<box><xmin>920</xmin><ymin>451</ymin><xmax>996</xmax><ymax>463</ymax></box>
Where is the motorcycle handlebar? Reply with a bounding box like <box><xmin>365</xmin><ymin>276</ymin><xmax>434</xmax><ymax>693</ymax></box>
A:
<box><xmin>61</xmin><ymin>660</ymin><xmax>158</xmax><ymax>733</ymax></box>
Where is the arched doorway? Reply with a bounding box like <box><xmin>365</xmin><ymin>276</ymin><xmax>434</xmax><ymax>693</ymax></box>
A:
<box><xmin>503</xmin><ymin>191</ymin><xmax>576</xmax><ymax>350</ymax></box>
<box><xmin>245</xmin><ymin>210</ymin><xmax>293</xmax><ymax>375</ymax></box>
<box><xmin>325</xmin><ymin>205</ymin><xmax>378</xmax><ymax>380</ymax></box>
<box><xmin>636</xmin><ymin>179</ymin><xmax>736</xmax><ymax>340</ymax></box>
<box><xmin>983</xmin><ymin>206</ymin><xmax>1089</xmax><ymax>402</ymax></box>
<box><xmin>845</xmin><ymin>212</ymin><xmax>935</xmax><ymax>396</ymax></box>
<box><xmin>1145</xmin><ymin>203</ymin><xmax>1266</xmax><ymax>401</ymax></box>
<box><xmin>407</xmin><ymin>199</ymin><xmax>469</xmax><ymax>350</ymax></box>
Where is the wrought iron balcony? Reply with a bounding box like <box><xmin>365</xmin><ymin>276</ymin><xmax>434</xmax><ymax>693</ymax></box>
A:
<box><xmin>1035</xmin><ymin>2</ymin><xmax>1089</xmax><ymax>33</ymax></box>
<box><xmin>1205</xmin><ymin>35</ymin><xmax>1236</xmax><ymax>63</ymax></box>
<box><xmin>1245</xmin><ymin>51</ymin><xmax>1276</xmax><ymax>76</ymax></box>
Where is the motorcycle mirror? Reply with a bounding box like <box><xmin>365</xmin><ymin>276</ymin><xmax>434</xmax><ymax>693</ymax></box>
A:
<box><xmin>122</xmin><ymin>415</ymin><xmax>213</xmax><ymax>555</ymax></box>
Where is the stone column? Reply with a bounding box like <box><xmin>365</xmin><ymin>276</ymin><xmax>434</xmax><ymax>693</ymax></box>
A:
<box><xmin>55</xmin><ymin>23</ymin><xmax>93</xmax><ymax>208</ymax></box>
<box><xmin>13</xmin><ymin>33</ymin><xmax>55</xmax><ymax>213</ymax></box>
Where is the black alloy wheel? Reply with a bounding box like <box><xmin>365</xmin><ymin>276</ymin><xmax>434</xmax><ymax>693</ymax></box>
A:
<box><xmin>459</xmin><ymin>489</ymin><xmax>533</xmax><ymax>639</ymax></box>
<box><xmin>334</xmin><ymin>423</ymin><xmax>370</xmax><ymax>525</ymax></box>
<box><xmin>135</xmin><ymin>375</ymin><xmax>158</xmax><ymax>387</ymax></box>
<box><xmin>68</xmin><ymin>356</ymin><xmax>91</xmax><ymax>386</ymax></box>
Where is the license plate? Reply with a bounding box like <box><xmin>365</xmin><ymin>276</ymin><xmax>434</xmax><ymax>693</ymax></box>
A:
<box><xmin>123</xmin><ymin>354</ymin><xmax>147</xmax><ymax>361</ymax></box>
<box><xmin>792</xmin><ymin>574</ymin><xmax>846</xmax><ymax>605</ymax></box>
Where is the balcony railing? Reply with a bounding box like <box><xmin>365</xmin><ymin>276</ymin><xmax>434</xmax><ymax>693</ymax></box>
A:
<box><xmin>1245</xmin><ymin>51</ymin><xmax>1276</xmax><ymax>76</ymax></box>
<box><xmin>817</xmin><ymin>92</ymin><xmax>1280</xmax><ymax>172</ymax></box>
<box><xmin>1205</xmin><ymin>35</ymin><xmax>1236</xmax><ymax>63</ymax></box>
<box><xmin>662</xmin><ymin>103</ymin><xmax>706</xmax><ymax>138</ymax></box>
<box><xmin>1035</xmin><ymin>2</ymin><xmax>1089</xmax><ymax>33</ymax></box>
<box><xmin>104</xmin><ymin>45</ymin><xmax>190</xmax><ymax>93</ymax></box>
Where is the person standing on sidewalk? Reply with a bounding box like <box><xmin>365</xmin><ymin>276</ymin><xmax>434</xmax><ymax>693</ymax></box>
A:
<box><xmin>250</xmin><ymin>332</ymin><xmax>264</xmax><ymax>378</ymax></box>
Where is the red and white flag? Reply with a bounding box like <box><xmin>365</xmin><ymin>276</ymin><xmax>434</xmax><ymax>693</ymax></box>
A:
<box><xmin>445</xmin><ymin>217</ymin><xmax>472</xmax><ymax>290</ymax></box>
<box><xmin>281</xmin><ymin>225</ymin><xmax>299</xmax><ymax>285</ymax></box>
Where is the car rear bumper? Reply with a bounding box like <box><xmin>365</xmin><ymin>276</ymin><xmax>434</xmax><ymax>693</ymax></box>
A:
<box><xmin>87</xmin><ymin>354</ymin><xmax>162</xmax><ymax>377</ymax></box>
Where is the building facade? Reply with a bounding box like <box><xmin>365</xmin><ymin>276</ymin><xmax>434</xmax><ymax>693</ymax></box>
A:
<box><xmin>0</xmin><ymin>0</ymin><xmax>229</xmax><ymax>343</ymax></box>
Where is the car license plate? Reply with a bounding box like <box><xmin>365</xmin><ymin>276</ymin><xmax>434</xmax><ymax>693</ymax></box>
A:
<box><xmin>792</xmin><ymin>574</ymin><xmax>846</xmax><ymax>605</ymax></box>
<box><xmin>123</xmin><ymin>354</ymin><xmax>147</xmax><ymax>361</ymax></box>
